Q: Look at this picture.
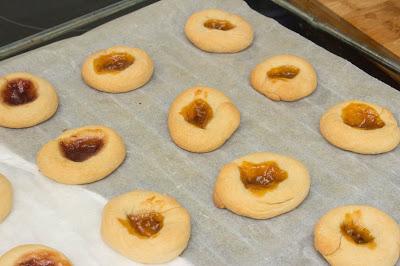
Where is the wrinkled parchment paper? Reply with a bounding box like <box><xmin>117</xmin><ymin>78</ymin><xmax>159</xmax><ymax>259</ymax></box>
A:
<box><xmin>0</xmin><ymin>0</ymin><xmax>399</xmax><ymax>265</ymax></box>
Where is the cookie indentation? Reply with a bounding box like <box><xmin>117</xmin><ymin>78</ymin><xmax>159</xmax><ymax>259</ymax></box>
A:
<box><xmin>340</xmin><ymin>210</ymin><xmax>376</xmax><ymax>248</ymax></box>
<box><xmin>119</xmin><ymin>212</ymin><xmax>164</xmax><ymax>238</ymax></box>
<box><xmin>342</xmin><ymin>103</ymin><xmax>385</xmax><ymax>130</ymax></box>
<box><xmin>239</xmin><ymin>161</ymin><xmax>288</xmax><ymax>196</ymax></box>
<box><xmin>2</xmin><ymin>79</ymin><xmax>37</xmax><ymax>106</ymax></box>
<box><xmin>16</xmin><ymin>250</ymin><xmax>71</xmax><ymax>266</ymax></box>
<box><xmin>180</xmin><ymin>99</ymin><xmax>214</xmax><ymax>129</ymax></box>
<box><xmin>267</xmin><ymin>65</ymin><xmax>300</xmax><ymax>79</ymax></box>
<box><xmin>204</xmin><ymin>19</ymin><xmax>235</xmax><ymax>31</ymax></box>
<box><xmin>94</xmin><ymin>52</ymin><xmax>135</xmax><ymax>74</ymax></box>
<box><xmin>59</xmin><ymin>136</ymin><xmax>104</xmax><ymax>162</ymax></box>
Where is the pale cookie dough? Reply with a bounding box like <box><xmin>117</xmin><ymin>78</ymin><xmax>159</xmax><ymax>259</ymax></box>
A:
<box><xmin>82</xmin><ymin>45</ymin><xmax>154</xmax><ymax>93</ymax></box>
<box><xmin>213</xmin><ymin>152</ymin><xmax>310</xmax><ymax>219</ymax></box>
<box><xmin>0</xmin><ymin>174</ymin><xmax>12</xmax><ymax>223</ymax></box>
<box><xmin>101</xmin><ymin>190</ymin><xmax>191</xmax><ymax>264</ymax></box>
<box><xmin>0</xmin><ymin>72</ymin><xmax>58</xmax><ymax>128</ymax></box>
<box><xmin>0</xmin><ymin>244</ymin><xmax>72</xmax><ymax>266</ymax></box>
<box><xmin>168</xmin><ymin>86</ymin><xmax>240</xmax><ymax>153</ymax></box>
<box><xmin>184</xmin><ymin>9</ymin><xmax>253</xmax><ymax>53</ymax></box>
<box><xmin>320</xmin><ymin>100</ymin><xmax>400</xmax><ymax>154</ymax></box>
<box><xmin>37</xmin><ymin>125</ymin><xmax>126</xmax><ymax>184</ymax></box>
<box><xmin>250</xmin><ymin>54</ymin><xmax>317</xmax><ymax>101</ymax></box>
<box><xmin>314</xmin><ymin>205</ymin><xmax>400</xmax><ymax>266</ymax></box>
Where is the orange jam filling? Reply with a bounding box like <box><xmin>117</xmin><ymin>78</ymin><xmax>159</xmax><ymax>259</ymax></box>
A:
<box><xmin>341</xmin><ymin>103</ymin><xmax>385</xmax><ymax>130</ymax></box>
<box><xmin>119</xmin><ymin>212</ymin><xmax>164</xmax><ymax>238</ymax></box>
<box><xmin>267</xmin><ymin>65</ymin><xmax>300</xmax><ymax>79</ymax></box>
<box><xmin>239</xmin><ymin>161</ymin><xmax>288</xmax><ymax>196</ymax></box>
<box><xmin>59</xmin><ymin>136</ymin><xmax>104</xmax><ymax>162</ymax></box>
<box><xmin>204</xmin><ymin>19</ymin><xmax>235</xmax><ymax>31</ymax></box>
<box><xmin>180</xmin><ymin>99</ymin><xmax>214</xmax><ymax>129</ymax></box>
<box><xmin>2</xmin><ymin>79</ymin><xmax>37</xmax><ymax>106</ymax></box>
<box><xmin>94</xmin><ymin>52</ymin><xmax>134</xmax><ymax>74</ymax></box>
<box><xmin>16</xmin><ymin>250</ymin><xmax>71</xmax><ymax>266</ymax></box>
<box><xmin>340</xmin><ymin>210</ymin><xmax>376</xmax><ymax>249</ymax></box>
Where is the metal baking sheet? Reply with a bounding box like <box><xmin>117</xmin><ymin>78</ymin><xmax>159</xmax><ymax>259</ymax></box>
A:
<box><xmin>0</xmin><ymin>0</ymin><xmax>399</xmax><ymax>265</ymax></box>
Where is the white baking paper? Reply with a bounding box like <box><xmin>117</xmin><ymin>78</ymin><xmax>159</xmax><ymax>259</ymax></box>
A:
<box><xmin>0</xmin><ymin>145</ymin><xmax>191</xmax><ymax>266</ymax></box>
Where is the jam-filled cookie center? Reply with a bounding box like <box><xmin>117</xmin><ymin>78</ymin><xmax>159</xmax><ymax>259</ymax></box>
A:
<box><xmin>119</xmin><ymin>212</ymin><xmax>164</xmax><ymax>238</ymax></box>
<box><xmin>94</xmin><ymin>52</ymin><xmax>135</xmax><ymax>74</ymax></box>
<box><xmin>180</xmin><ymin>99</ymin><xmax>214</xmax><ymax>129</ymax></box>
<box><xmin>340</xmin><ymin>210</ymin><xmax>376</xmax><ymax>249</ymax></box>
<box><xmin>341</xmin><ymin>103</ymin><xmax>385</xmax><ymax>130</ymax></box>
<box><xmin>204</xmin><ymin>19</ymin><xmax>235</xmax><ymax>31</ymax></box>
<box><xmin>239</xmin><ymin>161</ymin><xmax>288</xmax><ymax>196</ymax></box>
<box><xmin>267</xmin><ymin>65</ymin><xmax>300</xmax><ymax>79</ymax></box>
<box><xmin>2</xmin><ymin>79</ymin><xmax>37</xmax><ymax>106</ymax></box>
<box><xmin>16</xmin><ymin>251</ymin><xmax>71</xmax><ymax>266</ymax></box>
<box><xmin>59</xmin><ymin>135</ymin><xmax>104</xmax><ymax>162</ymax></box>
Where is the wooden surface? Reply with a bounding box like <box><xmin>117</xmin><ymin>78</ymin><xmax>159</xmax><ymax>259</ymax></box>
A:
<box><xmin>289</xmin><ymin>0</ymin><xmax>400</xmax><ymax>68</ymax></box>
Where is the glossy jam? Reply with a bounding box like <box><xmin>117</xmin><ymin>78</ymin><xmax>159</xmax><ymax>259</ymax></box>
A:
<box><xmin>267</xmin><ymin>65</ymin><xmax>300</xmax><ymax>79</ymax></box>
<box><xmin>93</xmin><ymin>52</ymin><xmax>134</xmax><ymax>74</ymax></box>
<box><xmin>342</xmin><ymin>103</ymin><xmax>385</xmax><ymax>130</ymax></box>
<box><xmin>118</xmin><ymin>212</ymin><xmax>164</xmax><ymax>238</ymax></box>
<box><xmin>59</xmin><ymin>136</ymin><xmax>104</xmax><ymax>162</ymax></box>
<box><xmin>180</xmin><ymin>99</ymin><xmax>214</xmax><ymax>129</ymax></box>
<box><xmin>2</xmin><ymin>79</ymin><xmax>37</xmax><ymax>106</ymax></box>
<box><xmin>239</xmin><ymin>161</ymin><xmax>288</xmax><ymax>196</ymax></box>
<box><xmin>340</xmin><ymin>210</ymin><xmax>376</xmax><ymax>249</ymax></box>
<box><xmin>204</xmin><ymin>19</ymin><xmax>235</xmax><ymax>31</ymax></box>
<box><xmin>16</xmin><ymin>251</ymin><xmax>71</xmax><ymax>266</ymax></box>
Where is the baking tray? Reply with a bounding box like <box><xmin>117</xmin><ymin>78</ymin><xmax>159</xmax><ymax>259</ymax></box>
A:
<box><xmin>0</xmin><ymin>0</ymin><xmax>399</xmax><ymax>265</ymax></box>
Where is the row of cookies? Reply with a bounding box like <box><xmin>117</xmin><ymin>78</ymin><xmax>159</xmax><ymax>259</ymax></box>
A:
<box><xmin>0</xmin><ymin>7</ymin><xmax>399</xmax><ymax>266</ymax></box>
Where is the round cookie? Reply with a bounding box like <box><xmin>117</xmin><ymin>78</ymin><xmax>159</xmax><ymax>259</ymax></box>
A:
<box><xmin>82</xmin><ymin>45</ymin><xmax>154</xmax><ymax>93</ymax></box>
<box><xmin>213</xmin><ymin>152</ymin><xmax>310</xmax><ymax>219</ymax></box>
<box><xmin>37</xmin><ymin>125</ymin><xmax>126</xmax><ymax>184</ymax></box>
<box><xmin>314</xmin><ymin>205</ymin><xmax>400</xmax><ymax>266</ymax></box>
<box><xmin>250</xmin><ymin>54</ymin><xmax>317</xmax><ymax>101</ymax></box>
<box><xmin>0</xmin><ymin>244</ymin><xmax>72</xmax><ymax>266</ymax></box>
<box><xmin>168</xmin><ymin>86</ymin><xmax>240</xmax><ymax>153</ymax></box>
<box><xmin>0</xmin><ymin>174</ymin><xmax>12</xmax><ymax>223</ymax></box>
<box><xmin>320</xmin><ymin>100</ymin><xmax>400</xmax><ymax>154</ymax></box>
<box><xmin>0</xmin><ymin>72</ymin><xmax>58</xmax><ymax>128</ymax></box>
<box><xmin>184</xmin><ymin>9</ymin><xmax>253</xmax><ymax>53</ymax></box>
<box><xmin>101</xmin><ymin>190</ymin><xmax>191</xmax><ymax>264</ymax></box>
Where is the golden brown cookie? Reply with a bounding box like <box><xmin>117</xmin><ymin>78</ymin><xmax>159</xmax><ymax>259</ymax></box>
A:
<box><xmin>0</xmin><ymin>244</ymin><xmax>72</xmax><ymax>266</ymax></box>
<box><xmin>213</xmin><ymin>152</ymin><xmax>310</xmax><ymax>219</ymax></box>
<box><xmin>168</xmin><ymin>86</ymin><xmax>240</xmax><ymax>153</ymax></box>
<box><xmin>0</xmin><ymin>174</ymin><xmax>12</xmax><ymax>223</ymax></box>
<box><xmin>82</xmin><ymin>45</ymin><xmax>154</xmax><ymax>93</ymax></box>
<box><xmin>320</xmin><ymin>100</ymin><xmax>400</xmax><ymax>154</ymax></box>
<box><xmin>37</xmin><ymin>125</ymin><xmax>126</xmax><ymax>184</ymax></box>
<box><xmin>314</xmin><ymin>205</ymin><xmax>400</xmax><ymax>266</ymax></box>
<box><xmin>0</xmin><ymin>72</ymin><xmax>58</xmax><ymax>128</ymax></box>
<box><xmin>101</xmin><ymin>190</ymin><xmax>191</xmax><ymax>264</ymax></box>
<box><xmin>250</xmin><ymin>54</ymin><xmax>317</xmax><ymax>101</ymax></box>
<box><xmin>184</xmin><ymin>9</ymin><xmax>253</xmax><ymax>53</ymax></box>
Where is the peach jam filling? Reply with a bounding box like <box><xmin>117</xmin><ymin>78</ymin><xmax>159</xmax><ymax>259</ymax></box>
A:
<box><xmin>16</xmin><ymin>250</ymin><xmax>71</xmax><ymax>266</ymax></box>
<box><xmin>340</xmin><ymin>210</ymin><xmax>376</xmax><ymax>248</ymax></box>
<box><xmin>180</xmin><ymin>99</ymin><xmax>214</xmax><ymax>129</ymax></box>
<box><xmin>204</xmin><ymin>19</ymin><xmax>235</xmax><ymax>31</ymax></box>
<box><xmin>59</xmin><ymin>136</ymin><xmax>104</xmax><ymax>162</ymax></box>
<box><xmin>267</xmin><ymin>65</ymin><xmax>300</xmax><ymax>79</ymax></box>
<box><xmin>119</xmin><ymin>212</ymin><xmax>164</xmax><ymax>238</ymax></box>
<box><xmin>239</xmin><ymin>161</ymin><xmax>288</xmax><ymax>195</ymax></box>
<box><xmin>93</xmin><ymin>52</ymin><xmax>134</xmax><ymax>74</ymax></box>
<box><xmin>2</xmin><ymin>79</ymin><xmax>37</xmax><ymax>105</ymax></box>
<box><xmin>341</xmin><ymin>103</ymin><xmax>385</xmax><ymax>130</ymax></box>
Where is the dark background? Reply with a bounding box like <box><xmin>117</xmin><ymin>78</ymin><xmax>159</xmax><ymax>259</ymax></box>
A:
<box><xmin>0</xmin><ymin>0</ymin><xmax>398</xmax><ymax>90</ymax></box>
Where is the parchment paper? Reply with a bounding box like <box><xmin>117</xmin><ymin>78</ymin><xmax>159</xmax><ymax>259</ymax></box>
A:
<box><xmin>0</xmin><ymin>0</ymin><xmax>399</xmax><ymax>265</ymax></box>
